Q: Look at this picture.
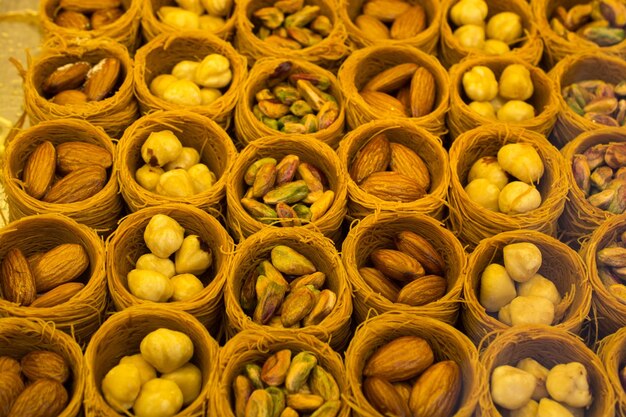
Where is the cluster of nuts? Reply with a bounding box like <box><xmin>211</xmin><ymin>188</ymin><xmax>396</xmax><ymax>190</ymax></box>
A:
<box><xmin>450</xmin><ymin>0</ymin><xmax>524</xmax><ymax>55</ymax></box>
<box><xmin>596</xmin><ymin>231</ymin><xmax>626</xmax><ymax>304</ymax></box>
<box><xmin>43</xmin><ymin>57</ymin><xmax>121</xmax><ymax>105</ymax></box>
<box><xmin>232</xmin><ymin>350</ymin><xmax>340</xmax><ymax>417</ymax></box>
<box><xmin>0</xmin><ymin>350</ymin><xmax>71</xmax><ymax>417</ymax></box>
<box><xmin>491</xmin><ymin>359</ymin><xmax>592</xmax><ymax>415</ymax></box>
<box><xmin>149</xmin><ymin>54</ymin><xmax>232</xmax><ymax>107</ymax></box>
<box><xmin>53</xmin><ymin>0</ymin><xmax>125</xmax><ymax>31</ymax></box>
<box><xmin>563</xmin><ymin>79</ymin><xmax>626</xmax><ymax>127</ymax></box>
<box><xmin>241</xmin><ymin>155</ymin><xmax>334</xmax><ymax>226</ymax></box>
<box><xmin>359</xmin><ymin>63</ymin><xmax>436</xmax><ymax>119</ymax></box>
<box><xmin>362</xmin><ymin>336</ymin><xmax>462</xmax><ymax>417</ymax></box>
<box><xmin>354</xmin><ymin>0</ymin><xmax>426</xmax><ymax>40</ymax></box>
<box><xmin>252</xmin><ymin>0</ymin><xmax>333</xmax><ymax>49</ymax></box>
<box><xmin>349</xmin><ymin>133</ymin><xmax>431</xmax><ymax>203</ymax></box>
<box><xmin>252</xmin><ymin>61</ymin><xmax>339</xmax><ymax>134</ymax></box>
<box><xmin>239</xmin><ymin>245</ymin><xmax>337</xmax><ymax>328</ymax></box>
<box><xmin>550</xmin><ymin>1</ymin><xmax>626</xmax><ymax>47</ymax></box>
<box><xmin>463</xmin><ymin>64</ymin><xmax>535</xmax><ymax>122</ymax></box>
<box><xmin>136</xmin><ymin>130</ymin><xmax>216</xmax><ymax>198</ymax></box>
<box><xmin>127</xmin><ymin>214</ymin><xmax>212</xmax><ymax>303</ymax></box>
<box><xmin>102</xmin><ymin>328</ymin><xmax>200</xmax><ymax>416</ymax></box>
<box><xmin>157</xmin><ymin>0</ymin><xmax>232</xmax><ymax>32</ymax></box>
<box><xmin>22</xmin><ymin>141</ymin><xmax>112</xmax><ymax>204</ymax></box>
<box><xmin>464</xmin><ymin>143</ymin><xmax>544</xmax><ymax>214</ymax></box>
<box><xmin>479</xmin><ymin>242</ymin><xmax>563</xmax><ymax>327</ymax></box>
<box><xmin>572</xmin><ymin>142</ymin><xmax>626</xmax><ymax>214</ymax></box>
<box><xmin>359</xmin><ymin>231</ymin><xmax>447</xmax><ymax>306</ymax></box>
<box><xmin>0</xmin><ymin>243</ymin><xmax>88</xmax><ymax>308</ymax></box>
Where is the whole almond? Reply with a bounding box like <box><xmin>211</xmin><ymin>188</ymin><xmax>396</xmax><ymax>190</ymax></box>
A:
<box><xmin>360</xmin><ymin>90</ymin><xmax>408</xmax><ymax>117</ymax></box>
<box><xmin>350</xmin><ymin>133</ymin><xmax>391</xmax><ymax>183</ymax></box>
<box><xmin>42</xmin><ymin>61</ymin><xmax>91</xmax><ymax>96</ymax></box>
<box><xmin>397</xmin><ymin>275</ymin><xmax>447</xmax><ymax>306</ymax></box>
<box><xmin>0</xmin><ymin>372</ymin><xmax>25</xmax><ymax>417</ymax></box>
<box><xmin>363</xmin><ymin>336</ymin><xmax>435</xmax><ymax>382</ymax></box>
<box><xmin>30</xmin><ymin>283</ymin><xmax>85</xmax><ymax>308</ymax></box>
<box><xmin>389</xmin><ymin>142</ymin><xmax>431</xmax><ymax>191</ymax></box>
<box><xmin>410</xmin><ymin>66</ymin><xmax>436</xmax><ymax>118</ymax></box>
<box><xmin>362</xmin><ymin>0</ymin><xmax>411</xmax><ymax>22</ymax></box>
<box><xmin>363</xmin><ymin>63</ymin><xmax>418</xmax><ymax>93</ymax></box>
<box><xmin>394</xmin><ymin>231</ymin><xmax>445</xmax><ymax>276</ymax></box>
<box><xmin>90</xmin><ymin>8</ymin><xmax>124</xmax><ymax>30</ymax></box>
<box><xmin>21</xmin><ymin>351</ymin><xmax>70</xmax><ymax>384</ymax></box>
<box><xmin>396</xmin><ymin>86</ymin><xmax>411</xmax><ymax>109</ymax></box>
<box><xmin>0</xmin><ymin>357</ymin><xmax>21</xmax><ymax>374</ymax></box>
<box><xmin>83</xmin><ymin>57</ymin><xmax>121</xmax><ymax>101</ymax></box>
<box><xmin>358</xmin><ymin>267</ymin><xmax>400</xmax><ymax>302</ymax></box>
<box><xmin>43</xmin><ymin>165</ymin><xmax>107</xmax><ymax>204</ymax></box>
<box><xmin>51</xmin><ymin>90</ymin><xmax>88</xmax><ymax>105</ymax></box>
<box><xmin>30</xmin><ymin>243</ymin><xmax>89</xmax><ymax>293</ymax></box>
<box><xmin>363</xmin><ymin>377</ymin><xmax>411</xmax><ymax>417</ymax></box>
<box><xmin>360</xmin><ymin>171</ymin><xmax>426</xmax><ymax>202</ymax></box>
<box><xmin>0</xmin><ymin>248</ymin><xmax>36</xmax><ymax>306</ymax></box>
<box><xmin>23</xmin><ymin>141</ymin><xmax>56</xmax><ymax>200</ymax></box>
<box><xmin>54</xmin><ymin>10</ymin><xmax>91</xmax><ymax>30</ymax></box>
<box><xmin>370</xmin><ymin>248</ymin><xmax>425</xmax><ymax>283</ymax></box>
<box><xmin>355</xmin><ymin>15</ymin><xmax>390</xmax><ymax>39</ymax></box>
<box><xmin>391</xmin><ymin>5</ymin><xmax>426</xmax><ymax>39</ymax></box>
<box><xmin>7</xmin><ymin>378</ymin><xmax>68</xmax><ymax>417</ymax></box>
<box><xmin>56</xmin><ymin>142</ymin><xmax>113</xmax><ymax>175</ymax></box>
<box><xmin>409</xmin><ymin>361</ymin><xmax>462</xmax><ymax>417</ymax></box>
<box><xmin>59</xmin><ymin>0</ymin><xmax>121</xmax><ymax>13</ymax></box>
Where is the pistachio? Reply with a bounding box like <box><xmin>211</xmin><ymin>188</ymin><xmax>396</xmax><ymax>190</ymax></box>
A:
<box><xmin>262</xmin><ymin>350</ymin><xmax>292</xmax><ymax>387</ymax></box>
<box><xmin>242</xmin><ymin>198</ymin><xmax>279</xmax><ymax>224</ymax></box>
<box><xmin>281</xmin><ymin>285</ymin><xmax>317</xmax><ymax>327</ymax></box>
<box><xmin>287</xmin><ymin>27</ymin><xmax>322</xmax><ymax>46</ymax></box>
<box><xmin>246</xmin><ymin>389</ymin><xmax>274</xmax><ymax>417</ymax></box>
<box><xmin>605</xmin><ymin>143</ymin><xmax>626</xmax><ymax>168</ymax></box>
<box><xmin>572</xmin><ymin>154</ymin><xmax>592</xmax><ymax>196</ymax></box>
<box><xmin>564</xmin><ymin>4</ymin><xmax>593</xmax><ymax>31</ymax></box>
<box><xmin>275</xmin><ymin>0</ymin><xmax>304</xmax><ymax>13</ymax></box>
<box><xmin>597</xmin><ymin>246</ymin><xmax>626</xmax><ymax>267</ymax></box>
<box><xmin>590</xmin><ymin>166</ymin><xmax>614</xmax><ymax>190</ymax></box>
<box><xmin>585</xmin><ymin>112</ymin><xmax>620</xmax><ymax>126</ymax></box>
<box><xmin>584</xmin><ymin>97</ymin><xmax>618</xmax><ymax>114</ymax></box>
<box><xmin>296</xmin><ymin>80</ymin><xmax>326</xmax><ymax>111</ymax></box>
<box><xmin>270</xmin><ymin>245</ymin><xmax>316</xmax><ymax>275</ymax></box>
<box><xmin>241</xmin><ymin>272</ymin><xmax>259</xmax><ymax>312</ymax></box>
<box><xmin>290</xmin><ymin>271</ymin><xmax>326</xmax><ymax>291</ymax></box>
<box><xmin>286</xmin><ymin>394</ymin><xmax>324</xmax><ymax>411</ymax></box>
<box><xmin>285</xmin><ymin>352</ymin><xmax>317</xmax><ymax>393</ymax></box>
<box><xmin>303</xmin><ymin>288</ymin><xmax>336</xmax><ymax>326</ymax></box>
<box><xmin>258</xmin><ymin>261</ymin><xmax>289</xmax><ymax>287</ymax></box>
<box><xmin>582</xmin><ymin>26</ymin><xmax>625</xmax><ymax>46</ymax></box>
<box><xmin>302</xmin><ymin>113</ymin><xmax>320</xmax><ymax>133</ymax></box>
<box><xmin>588</xmin><ymin>189</ymin><xmax>616</xmax><ymax>209</ymax></box>
<box><xmin>309</xmin><ymin>365</ymin><xmax>340</xmax><ymax>401</ymax></box>
<box><xmin>311</xmin><ymin>15</ymin><xmax>332</xmax><ymax>36</ymax></box>
<box><xmin>284</xmin><ymin>5</ymin><xmax>320</xmax><ymax>28</ymax></box>
<box><xmin>274</xmin><ymin>84</ymin><xmax>301</xmax><ymax>105</ymax></box>
<box><xmin>292</xmin><ymin>204</ymin><xmax>312</xmax><ymax>222</ymax></box>
<box><xmin>310</xmin><ymin>401</ymin><xmax>340</xmax><ymax>417</ymax></box>
<box><xmin>276</xmin><ymin>155</ymin><xmax>300</xmax><ymax>185</ymax></box>
<box><xmin>253</xmin><ymin>280</ymin><xmax>288</xmax><ymax>324</ymax></box>
<box><xmin>276</xmin><ymin>202</ymin><xmax>302</xmax><ymax>227</ymax></box>
<box><xmin>266</xmin><ymin>387</ymin><xmax>286</xmax><ymax>417</ymax></box>
<box><xmin>584</xmin><ymin>144</ymin><xmax>609</xmax><ymax>170</ymax></box>
<box><xmin>246</xmin><ymin>364</ymin><xmax>266</xmax><ymax>390</ymax></box>
<box><xmin>254</xmin><ymin>7</ymin><xmax>285</xmax><ymax>29</ymax></box>
<box><xmin>234</xmin><ymin>375</ymin><xmax>254</xmax><ymax>417</ymax></box>
<box><xmin>599</xmin><ymin>0</ymin><xmax>626</xmax><ymax>27</ymax></box>
<box><xmin>289</xmin><ymin>73</ymin><xmax>331</xmax><ymax>91</ymax></box>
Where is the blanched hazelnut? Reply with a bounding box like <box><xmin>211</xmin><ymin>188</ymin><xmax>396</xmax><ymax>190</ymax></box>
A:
<box><xmin>127</xmin><ymin>269</ymin><xmax>174</xmax><ymax>302</ymax></box>
<box><xmin>199</xmin><ymin>15</ymin><xmax>226</xmax><ymax>31</ymax></box>
<box><xmin>158</xmin><ymin>6</ymin><xmax>200</xmax><ymax>30</ymax></box>
<box><xmin>175</xmin><ymin>235</ymin><xmax>212</xmax><ymax>275</ymax></box>
<box><xmin>468</xmin><ymin>156</ymin><xmax>509</xmax><ymax>190</ymax></box>
<box><xmin>136</xmin><ymin>253</ymin><xmax>176</xmax><ymax>279</ymax></box>
<box><xmin>517</xmin><ymin>274</ymin><xmax>561</xmax><ymax>307</ymax></box>
<box><xmin>187</xmin><ymin>163</ymin><xmax>216</xmax><ymax>193</ymax></box>
<box><xmin>136</xmin><ymin>164</ymin><xmax>164</xmax><ymax>192</ymax></box>
<box><xmin>162</xmin><ymin>363</ymin><xmax>202</xmax><ymax>406</ymax></box>
<box><xmin>162</xmin><ymin>79</ymin><xmax>202</xmax><ymax>106</ymax></box>
<box><xmin>141</xmin><ymin>130</ymin><xmax>184</xmax><ymax>168</ymax></box>
<box><xmin>498</xmin><ymin>181</ymin><xmax>542</xmax><ymax>214</ymax></box>
<box><xmin>497</xmin><ymin>143</ymin><xmax>544</xmax><ymax>184</ymax></box>
<box><xmin>156</xmin><ymin>169</ymin><xmax>196</xmax><ymax>198</ymax></box>
<box><xmin>480</xmin><ymin>263</ymin><xmax>517</xmax><ymax>312</ymax></box>
<box><xmin>150</xmin><ymin>74</ymin><xmax>178</xmax><ymax>99</ymax></box>
<box><xmin>119</xmin><ymin>354</ymin><xmax>157</xmax><ymax>385</ymax></box>
<box><xmin>491</xmin><ymin>365</ymin><xmax>537</xmax><ymax>410</ymax></box>
<box><xmin>465</xmin><ymin>178</ymin><xmax>501</xmax><ymax>211</ymax></box>
<box><xmin>200</xmin><ymin>88</ymin><xmax>223</xmax><ymax>105</ymax></box>
<box><xmin>509</xmin><ymin>295</ymin><xmax>555</xmax><ymax>326</ymax></box>
<box><xmin>468</xmin><ymin>101</ymin><xmax>497</xmax><ymax>119</ymax></box>
<box><xmin>140</xmin><ymin>328</ymin><xmax>194</xmax><ymax>373</ymax></box>
<box><xmin>172</xmin><ymin>60</ymin><xmax>200</xmax><ymax>82</ymax></box>
<box><xmin>101</xmin><ymin>363</ymin><xmax>142</xmax><ymax>412</ymax></box>
<box><xmin>503</xmin><ymin>242</ymin><xmax>542</xmax><ymax>283</ymax></box>
<box><xmin>164</xmin><ymin>147</ymin><xmax>201</xmax><ymax>171</ymax></box>
<box><xmin>170</xmin><ymin>273</ymin><xmax>205</xmax><ymax>301</ymax></box>
<box><xmin>133</xmin><ymin>378</ymin><xmax>184</xmax><ymax>417</ymax></box>
<box><xmin>144</xmin><ymin>214</ymin><xmax>185</xmax><ymax>258</ymax></box>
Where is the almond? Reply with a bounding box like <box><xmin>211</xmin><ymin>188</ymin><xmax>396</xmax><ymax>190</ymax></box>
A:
<box><xmin>42</xmin><ymin>166</ymin><xmax>107</xmax><ymax>204</ymax></box>
<box><xmin>360</xmin><ymin>90</ymin><xmax>408</xmax><ymax>117</ymax></box>
<box><xmin>0</xmin><ymin>248</ymin><xmax>37</xmax><ymax>306</ymax></box>
<box><xmin>359</xmin><ymin>171</ymin><xmax>426</xmax><ymax>202</ymax></box>
<box><xmin>410</xmin><ymin>66</ymin><xmax>436</xmax><ymax>118</ymax></box>
<box><xmin>362</xmin><ymin>0</ymin><xmax>411</xmax><ymax>22</ymax></box>
<box><xmin>358</xmin><ymin>267</ymin><xmax>400</xmax><ymax>302</ymax></box>
<box><xmin>30</xmin><ymin>283</ymin><xmax>85</xmax><ymax>308</ymax></box>
<box><xmin>42</xmin><ymin>61</ymin><xmax>91</xmax><ymax>96</ymax></box>
<box><xmin>0</xmin><ymin>357</ymin><xmax>21</xmax><ymax>374</ymax></box>
<box><xmin>349</xmin><ymin>133</ymin><xmax>391</xmax><ymax>184</ymax></box>
<box><xmin>391</xmin><ymin>5</ymin><xmax>426</xmax><ymax>39</ymax></box>
<box><xmin>56</xmin><ymin>142</ymin><xmax>113</xmax><ymax>175</ymax></box>
<box><xmin>396</xmin><ymin>86</ymin><xmax>411</xmax><ymax>109</ymax></box>
<box><xmin>389</xmin><ymin>142</ymin><xmax>431</xmax><ymax>191</ymax></box>
<box><xmin>363</xmin><ymin>336</ymin><xmax>435</xmax><ymax>382</ymax></box>
<box><xmin>355</xmin><ymin>15</ymin><xmax>390</xmax><ymax>39</ymax></box>
<box><xmin>21</xmin><ymin>351</ymin><xmax>70</xmax><ymax>384</ymax></box>
<box><xmin>409</xmin><ymin>361</ymin><xmax>462</xmax><ymax>417</ymax></box>
<box><xmin>0</xmin><ymin>372</ymin><xmax>25</xmax><ymax>417</ymax></box>
<box><xmin>394</xmin><ymin>231</ymin><xmax>445</xmax><ymax>276</ymax></box>
<box><xmin>370</xmin><ymin>248</ymin><xmax>425</xmax><ymax>283</ymax></box>
<box><xmin>30</xmin><ymin>243</ymin><xmax>89</xmax><ymax>293</ymax></box>
<box><xmin>51</xmin><ymin>90</ymin><xmax>88</xmax><ymax>105</ymax></box>
<box><xmin>396</xmin><ymin>275</ymin><xmax>447</xmax><ymax>306</ymax></box>
<box><xmin>363</xmin><ymin>63</ymin><xmax>418</xmax><ymax>93</ymax></box>
<box><xmin>59</xmin><ymin>0</ymin><xmax>121</xmax><ymax>13</ymax></box>
<box><xmin>7</xmin><ymin>379</ymin><xmax>68</xmax><ymax>417</ymax></box>
<box><xmin>90</xmin><ymin>8</ymin><xmax>125</xmax><ymax>30</ymax></box>
<box><xmin>54</xmin><ymin>10</ymin><xmax>91</xmax><ymax>30</ymax></box>
<box><xmin>22</xmin><ymin>141</ymin><xmax>56</xmax><ymax>200</ymax></box>
<box><xmin>83</xmin><ymin>57</ymin><xmax>121</xmax><ymax>101</ymax></box>
<box><xmin>363</xmin><ymin>377</ymin><xmax>411</xmax><ymax>417</ymax></box>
